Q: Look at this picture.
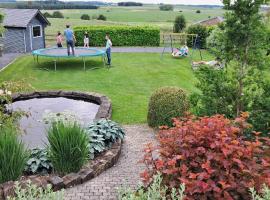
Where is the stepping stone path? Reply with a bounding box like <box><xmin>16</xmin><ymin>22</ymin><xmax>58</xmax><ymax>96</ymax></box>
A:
<box><xmin>65</xmin><ymin>124</ymin><xmax>157</xmax><ymax>200</ymax></box>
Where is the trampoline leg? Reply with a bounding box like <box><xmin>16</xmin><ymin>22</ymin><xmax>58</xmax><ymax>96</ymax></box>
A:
<box><xmin>54</xmin><ymin>60</ymin><xmax>57</xmax><ymax>71</ymax></box>
<box><xmin>83</xmin><ymin>57</ymin><xmax>86</xmax><ymax>71</ymax></box>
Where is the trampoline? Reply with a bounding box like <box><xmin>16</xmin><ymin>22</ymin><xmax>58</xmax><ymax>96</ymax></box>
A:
<box><xmin>32</xmin><ymin>47</ymin><xmax>106</xmax><ymax>71</ymax></box>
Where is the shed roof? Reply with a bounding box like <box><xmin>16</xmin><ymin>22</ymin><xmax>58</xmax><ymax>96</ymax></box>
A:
<box><xmin>196</xmin><ymin>16</ymin><xmax>224</xmax><ymax>26</ymax></box>
<box><xmin>1</xmin><ymin>9</ymin><xmax>50</xmax><ymax>28</ymax></box>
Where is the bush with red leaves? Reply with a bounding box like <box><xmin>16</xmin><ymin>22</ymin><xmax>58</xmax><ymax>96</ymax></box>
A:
<box><xmin>141</xmin><ymin>114</ymin><xmax>270</xmax><ymax>200</ymax></box>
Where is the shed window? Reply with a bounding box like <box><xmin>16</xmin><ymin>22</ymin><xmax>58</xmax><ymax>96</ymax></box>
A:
<box><xmin>32</xmin><ymin>26</ymin><xmax>42</xmax><ymax>38</ymax></box>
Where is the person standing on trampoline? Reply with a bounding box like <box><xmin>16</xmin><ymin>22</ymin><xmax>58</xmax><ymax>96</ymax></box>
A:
<box><xmin>64</xmin><ymin>25</ymin><xmax>76</xmax><ymax>56</ymax></box>
<box><xmin>105</xmin><ymin>33</ymin><xmax>112</xmax><ymax>66</ymax></box>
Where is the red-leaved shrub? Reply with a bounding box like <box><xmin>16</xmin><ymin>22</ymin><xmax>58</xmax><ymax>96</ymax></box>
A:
<box><xmin>141</xmin><ymin>114</ymin><xmax>270</xmax><ymax>200</ymax></box>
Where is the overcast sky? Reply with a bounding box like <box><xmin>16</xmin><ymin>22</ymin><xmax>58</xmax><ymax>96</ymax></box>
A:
<box><xmin>60</xmin><ymin>0</ymin><xmax>223</xmax><ymax>5</ymax></box>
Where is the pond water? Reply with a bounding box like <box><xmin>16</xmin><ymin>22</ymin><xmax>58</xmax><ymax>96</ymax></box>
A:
<box><xmin>8</xmin><ymin>97</ymin><xmax>100</xmax><ymax>149</ymax></box>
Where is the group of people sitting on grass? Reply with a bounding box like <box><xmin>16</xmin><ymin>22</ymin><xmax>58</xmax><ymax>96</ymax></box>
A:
<box><xmin>56</xmin><ymin>25</ymin><xmax>112</xmax><ymax>65</ymax></box>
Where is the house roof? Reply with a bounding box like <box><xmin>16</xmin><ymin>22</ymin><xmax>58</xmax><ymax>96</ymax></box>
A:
<box><xmin>196</xmin><ymin>16</ymin><xmax>224</xmax><ymax>26</ymax></box>
<box><xmin>1</xmin><ymin>9</ymin><xmax>50</xmax><ymax>28</ymax></box>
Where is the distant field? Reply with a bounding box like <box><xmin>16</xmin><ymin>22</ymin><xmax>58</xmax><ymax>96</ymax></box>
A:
<box><xmin>44</xmin><ymin>5</ymin><xmax>224</xmax><ymax>46</ymax></box>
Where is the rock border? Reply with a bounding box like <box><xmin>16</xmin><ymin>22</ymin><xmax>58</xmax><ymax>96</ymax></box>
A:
<box><xmin>11</xmin><ymin>90</ymin><xmax>112</xmax><ymax>119</ymax></box>
<box><xmin>0</xmin><ymin>139</ymin><xmax>122</xmax><ymax>200</ymax></box>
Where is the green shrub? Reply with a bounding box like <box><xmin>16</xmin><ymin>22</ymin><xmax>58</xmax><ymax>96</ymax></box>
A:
<box><xmin>47</xmin><ymin>121</ymin><xmax>89</xmax><ymax>175</ymax></box>
<box><xmin>43</xmin><ymin>12</ymin><xmax>52</xmax><ymax>18</ymax></box>
<box><xmin>74</xmin><ymin>25</ymin><xmax>160</xmax><ymax>47</ymax></box>
<box><xmin>97</xmin><ymin>14</ymin><xmax>106</xmax><ymax>21</ymax></box>
<box><xmin>196</xmin><ymin>10</ymin><xmax>201</xmax><ymax>13</ymax></box>
<box><xmin>81</xmin><ymin>14</ymin><xmax>90</xmax><ymax>20</ymax></box>
<box><xmin>159</xmin><ymin>4</ymin><xmax>174</xmax><ymax>11</ymax></box>
<box><xmin>52</xmin><ymin>11</ymin><xmax>64</xmax><ymax>18</ymax></box>
<box><xmin>7</xmin><ymin>180</ymin><xmax>64</xmax><ymax>200</ymax></box>
<box><xmin>0</xmin><ymin>126</ymin><xmax>28</xmax><ymax>184</ymax></box>
<box><xmin>187</xmin><ymin>24</ymin><xmax>209</xmax><ymax>48</ymax></box>
<box><xmin>87</xmin><ymin>119</ymin><xmax>125</xmax><ymax>159</ymax></box>
<box><xmin>118</xmin><ymin>173</ymin><xmax>185</xmax><ymax>200</ymax></box>
<box><xmin>173</xmin><ymin>15</ymin><xmax>186</xmax><ymax>33</ymax></box>
<box><xmin>25</xmin><ymin>148</ymin><xmax>53</xmax><ymax>175</ymax></box>
<box><xmin>250</xmin><ymin>185</ymin><xmax>270</xmax><ymax>200</ymax></box>
<box><xmin>147</xmin><ymin>87</ymin><xmax>189</xmax><ymax>127</ymax></box>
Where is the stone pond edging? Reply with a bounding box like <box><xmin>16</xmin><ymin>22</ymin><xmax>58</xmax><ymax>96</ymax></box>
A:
<box><xmin>0</xmin><ymin>139</ymin><xmax>122</xmax><ymax>200</ymax></box>
<box><xmin>11</xmin><ymin>90</ymin><xmax>112</xmax><ymax>119</ymax></box>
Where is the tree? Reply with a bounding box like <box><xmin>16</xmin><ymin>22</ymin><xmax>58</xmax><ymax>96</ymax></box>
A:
<box><xmin>221</xmin><ymin>0</ymin><xmax>269</xmax><ymax>116</ymax></box>
<box><xmin>52</xmin><ymin>11</ymin><xmax>64</xmax><ymax>18</ymax></box>
<box><xmin>43</xmin><ymin>12</ymin><xmax>52</xmax><ymax>18</ymax></box>
<box><xmin>190</xmin><ymin>0</ymin><xmax>270</xmax><ymax>134</ymax></box>
<box><xmin>81</xmin><ymin>14</ymin><xmax>90</xmax><ymax>20</ymax></box>
<box><xmin>173</xmin><ymin>15</ymin><xmax>186</xmax><ymax>33</ymax></box>
<box><xmin>97</xmin><ymin>14</ymin><xmax>106</xmax><ymax>21</ymax></box>
<box><xmin>196</xmin><ymin>10</ymin><xmax>201</xmax><ymax>13</ymax></box>
<box><xmin>159</xmin><ymin>4</ymin><xmax>173</xmax><ymax>11</ymax></box>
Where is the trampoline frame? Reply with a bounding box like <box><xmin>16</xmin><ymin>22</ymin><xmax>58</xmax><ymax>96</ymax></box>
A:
<box><xmin>32</xmin><ymin>47</ymin><xmax>107</xmax><ymax>71</ymax></box>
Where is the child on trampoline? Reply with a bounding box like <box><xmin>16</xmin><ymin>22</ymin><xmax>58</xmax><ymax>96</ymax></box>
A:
<box><xmin>84</xmin><ymin>32</ymin><xmax>90</xmax><ymax>48</ymax></box>
<box><xmin>56</xmin><ymin>32</ymin><xmax>63</xmax><ymax>48</ymax></box>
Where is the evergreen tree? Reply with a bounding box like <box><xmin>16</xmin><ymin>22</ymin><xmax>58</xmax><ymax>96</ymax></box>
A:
<box><xmin>173</xmin><ymin>15</ymin><xmax>186</xmax><ymax>33</ymax></box>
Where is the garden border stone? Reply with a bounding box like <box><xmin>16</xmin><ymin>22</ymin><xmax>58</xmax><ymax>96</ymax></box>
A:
<box><xmin>0</xmin><ymin>139</ymin><xmax>122</xmax><ymax>199</ymax></box>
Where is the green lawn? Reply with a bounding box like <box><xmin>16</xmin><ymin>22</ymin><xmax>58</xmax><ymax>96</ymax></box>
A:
<box><xmin>0</xmin><ymin>51</ymin><xmax>213</xmax><ymax>124</ymax></box>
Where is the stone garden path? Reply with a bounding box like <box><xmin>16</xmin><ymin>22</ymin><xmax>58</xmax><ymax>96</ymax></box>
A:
<box><xmin>65</xmin><ymin>124</ymin><xmax>157</xmax><ymax>200</ymax></box>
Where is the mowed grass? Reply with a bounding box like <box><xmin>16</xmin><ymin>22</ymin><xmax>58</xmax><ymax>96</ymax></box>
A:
<box><xmin>0</xmin><ymin>51</ymin><xmax>213</xmax><ymax>124</ymax></box>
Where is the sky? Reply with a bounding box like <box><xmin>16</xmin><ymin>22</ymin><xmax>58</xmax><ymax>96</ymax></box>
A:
<box><xmin>60</xmin><ymin>0</ymin><xmax>223</xmax><ymax>5</ymax></box>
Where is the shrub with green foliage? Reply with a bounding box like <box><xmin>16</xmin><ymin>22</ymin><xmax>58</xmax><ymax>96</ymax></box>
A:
<box><xmin>81</xmin><ymin>14</ymin><xmax>90</xmax><ymax>20</ymax></box>
<box><xmin>52</xmin><ymin>11</ymin><xmax>64</xmax><ymax>18</ymax></box>
<box><xmin>147</xmin><ymin>87</ymin><xmax>189</xmax><ymax>127</ymax></box>
<box><xmin>190</xmin><ymin>66</ymin><xmax>270</xmax><ymax>135</ymax></box>
<box><xmin>97</xmin><ymin>14</ymin><xmax>106</xmax><ymax>21</ymax></box>
<box><xmin>43</xmin><ymin>12</ymin><xmax>52</xmax><ymax>18</ymax></box>
<box><xmin>173</xmin><ymin>15</ymin><xmax>186</xmax><ymax>33</ymax></box>
<box><xmin>74</xmin><ymin>25</ymin><xmax>160</xmax><ymax>46</ymax></box>
<box><xmin>187</xmin><ymin>24</ymin><xmax>210</xmax><ymax>48</ymax></box>
<box><xmin>87</xmin><ymin>119</ymin><xmax>125</xmax><ymax>158</ymax></box>
<box><xmin>159</xmin><ymin>4</ymin><xmax>174</xmax><ymax>11</ymax></box>
<box><xmin>48</xmin><ymin>121</ymin><xmax>89</xmax><ymax>175</ymax></box>
<box><xmin>25</xmin><ymin>148</ymin><xmax>53</xmax><ymax>175</ymax></box>
<box><xmin>196</xmin><ymin>10</ymin><xmax>201</xmax><ymax>13</ymax></box>
<box><xmin>0</xmin><ymin>126</ymin><xmax>28</xmax><ymax>184</ymax></box>
<box><xmin>118</xmin><ymin>173</ymin><xmax>185</xmax><ymax>200</ymax></box>
<box><xmin>250</xmin><ymin>185</ymin><xmax>270</xmax><ymax>200</ymax></box>
<box><xmin>7</xmin><ymin>180</ymin><xmax>64</xmax><ymax>200</ymax></box>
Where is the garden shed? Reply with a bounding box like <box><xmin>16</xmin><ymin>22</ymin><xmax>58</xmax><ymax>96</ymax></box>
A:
<box><xmin>1</xmin><ymin>9</ymin><xmax>50</xmax><ymax>53</ymax></box>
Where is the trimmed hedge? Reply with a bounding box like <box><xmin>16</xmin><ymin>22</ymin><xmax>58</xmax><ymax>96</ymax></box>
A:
<box><xmin>147</xmin><ymin>87</ymin><xmax>189</xmax><ymax>127</ymax></box>
<box><xmin>74</xmin><ymin>25</ymin><xmax>160</xmax><ymax>46</ymax></box>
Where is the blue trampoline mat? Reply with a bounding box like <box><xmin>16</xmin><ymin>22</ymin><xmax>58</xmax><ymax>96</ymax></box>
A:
<box><xmin>32</xmin><ymin>47</ymin><xmax>106</xmax><ymax>58</ymax></box>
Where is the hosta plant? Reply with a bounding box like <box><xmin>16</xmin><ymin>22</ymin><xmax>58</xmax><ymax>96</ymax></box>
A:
<box><xmin>25</xmin><ymin>148</ymin><xmax>53</xmax><ymax>175</ymax></box>
<box><xmin>87</xmin><ymin>119</ymin><xmax>125</xmax><ymax>158</ymax></box>
<box><xmin>7</xmin><ymin>180</ymin><xmax>64</xmax><ymax>200</ymax></box>
<box><xmin>141</xmin><ymin>114</ymin><xmax>270</xmax><ymax>200</ymax></box>
<box><xmin>119</xmin><ymin>173</ymin><xmax>185</xmax><ymax>200</ymax></box>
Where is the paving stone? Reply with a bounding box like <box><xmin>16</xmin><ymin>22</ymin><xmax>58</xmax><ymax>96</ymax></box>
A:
<box><xmin>65</xmin><ymin>124</ymin><xmax>156</xmax><ymax>200</ymax></box>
